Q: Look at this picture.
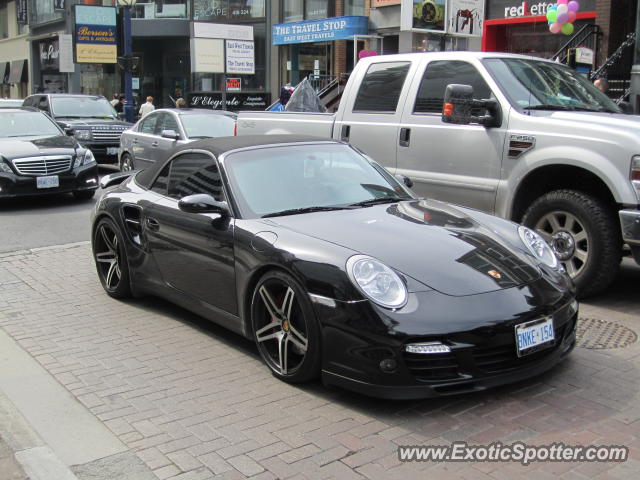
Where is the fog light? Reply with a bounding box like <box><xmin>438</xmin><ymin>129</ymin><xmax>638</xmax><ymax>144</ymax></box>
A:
<box><xmin>405</xmin><ymin>342</ymin><xmax>451</xmax><ymax>354</ymax></box>
<box><xmin>379</xmin><ymin>358</ymin><xmax>397</xmax><ymax>373</ymax></box>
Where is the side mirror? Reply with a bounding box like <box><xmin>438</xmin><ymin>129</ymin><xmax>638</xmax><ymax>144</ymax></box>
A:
<box><xmin>65</xmin><ymin>127</ymin><xmax>74</xmax><ymax>136</ymax></box>
<box><xmin>99</xmin><ymin>171</ymin><xmax>133</xmax><ymax>189</ymax></box>
<box><xmin>161</xmin><ymin>129</ymin><xmax>180</xmax><ymax>140</ymax></box>
<box><xmin>442</xmin><ymin>84</ymin><xmax>501</xmax><ymax>128</ymax></box>
<box><xmin>395</xmin><ymin>174</ymin><xmax>413</xmax><ymax>189</ymax></box>
<box><xmin>178</xmin><ymin>194</ymin><xmax>229</xmax><ymax>216</ymax></box>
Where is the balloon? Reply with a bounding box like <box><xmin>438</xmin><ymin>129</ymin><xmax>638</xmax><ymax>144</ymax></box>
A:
<box><xmin>550</xmin><ymin>22</ymin><xmax>562</xmax><ymax>34</ymax></box>
<box><xmin>557</xmin><ymin>4</ymin><xmax>568</xmax><ymax>14</ymax></box>
<box><xmin>557</xmin><ymin>0</ymin><xmax>568</xmax><ymax>4</ymax></box>
<box><xmin>567</xmin><ymin>11</ymin><xmax>577</xmax><ymax>22</ymax></box>
<box><xmin>557</xmin><ymin>12</ymin><xmax>568</xmax><ymax>24</ymax></box>
<box><xmin>548</xmin><ymin>4</ymin><xmax>557</xmax><ymax>10</ymax></box>
<box><xmin>568</xmin><ymin>1</ymin><xmax>580</xmax><ymax>12</ymax></box>
<box><xmin>547</xmin><ymin>10</ymin><xmax>557</xmax><ymax>22</ymax></box>
<box><xmin>562</xmin><ymin>22</ymin><xmax>574</xmax><ymax>35</ymax></box>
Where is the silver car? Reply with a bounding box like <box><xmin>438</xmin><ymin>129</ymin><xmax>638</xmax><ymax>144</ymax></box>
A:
<box><xmin>118</xmin><ymin>108</ymin><xmax>237</xmax><ymax>171</ymax></box>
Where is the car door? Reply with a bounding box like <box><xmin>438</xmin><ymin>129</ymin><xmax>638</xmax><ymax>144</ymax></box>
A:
<box><xmin>397</xmin><ymin>59</ymin><xmax>507</xmax><ymax>213</ymax></box>
<box><xmin>333</xmin><ymin>60</ymin><xmax>417</xmax><ymax>174</ymax></box>
<box><xmin>128</xmin><ymin>112</ymin><xmax>160</xmax><ymax>169</ymax></box>
<box><xmin>143</xmin><ymin>151</ymin><xmax>237</xmax><ymax>315</ymax></box>
<box><xmin>150</xmin><ymin>112</ymin><xmax>184</xmax><ymax>160</ymax></box>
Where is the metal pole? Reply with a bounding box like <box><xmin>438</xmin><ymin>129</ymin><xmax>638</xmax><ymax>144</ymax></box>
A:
<box><xmin>123</xmin><ymin>5</ymin><xmax>134</xmax><ymax>122</ymax></box>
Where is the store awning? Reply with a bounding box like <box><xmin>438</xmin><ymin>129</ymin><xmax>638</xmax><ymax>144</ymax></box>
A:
<box><xmin>0</xmin><ymin>62</ymin><xmax>8</xmax><ymax>84</ymax></box>
<box><xmin>8</xmin><ymin>59</ymin><xmax>28</xmax><ymax>84</ymax></box>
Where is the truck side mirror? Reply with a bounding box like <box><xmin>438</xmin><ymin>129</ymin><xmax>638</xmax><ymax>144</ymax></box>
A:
<box><xmin>442</xmin><ymin>84</ymin><xmax>502</xmax><ymax>128</ymax></box>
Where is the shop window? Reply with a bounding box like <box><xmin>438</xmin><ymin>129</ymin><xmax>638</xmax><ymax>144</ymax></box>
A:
<box><xmin>353</xmin><ymin>62</ymin><xmax>411</xmax><ymax>113</ymax></box>
<box><xmin>345</xmin><ymin>0</ymin><xmax>365</xmax><ymax>16</ymax></box>
<box><xmin>283</xmin><ymin>0</ymin><xmax>333</xmax><ymax>22</ymax></box>
<box><xmin>28</xmin><ymin>0</ymin><xmax>64</xmax><ymax>26</ymax></box>
<box><xmin>0</xmin><ymin>3</ymin><xmax>7</xmax><ymax>39</ymax></box>
<box><xmin>414</xmin><ymin>61</ymin><xmax>491</xmax><ymax>114</ymax></box>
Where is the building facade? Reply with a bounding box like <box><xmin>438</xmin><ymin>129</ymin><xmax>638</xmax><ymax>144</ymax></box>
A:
<box><xmin>0</xmin><ymin>0</ymin><xmax>30</xmax><ymax>98</ymax></box>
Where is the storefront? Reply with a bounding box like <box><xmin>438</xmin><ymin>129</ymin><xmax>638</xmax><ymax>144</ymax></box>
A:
<box><xmin>483</xmin><ymin>0</ymin><xmax>597</xmax><ymax>58</ymax></box>
<box><xmin>37</xmin><ymin>37</ymin><xmax>66</xmax><ymax>94</ymax></box>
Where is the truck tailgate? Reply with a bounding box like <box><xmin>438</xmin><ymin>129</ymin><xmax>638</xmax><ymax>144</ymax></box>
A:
<box><xmin>237</xmin><ymin>111</ymin><xmax>335</xmax><ymax>138</ymax></box>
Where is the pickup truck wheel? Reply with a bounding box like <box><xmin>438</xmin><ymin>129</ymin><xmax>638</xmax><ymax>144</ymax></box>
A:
<box><xmin>522</xmin><ymin>190</ymin><xmax>621</xmax><ymax>298</ymax></box>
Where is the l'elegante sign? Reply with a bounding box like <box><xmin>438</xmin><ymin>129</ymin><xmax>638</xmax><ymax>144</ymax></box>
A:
<box><xmin>187</xmin><ymin>92</ymin><xmax>271</xmax><ymax>111</ymax></box>
<box><xmin>74</xmin><ymin>5</ymin><xmax>117</xmax><ymax>64</ymax></box>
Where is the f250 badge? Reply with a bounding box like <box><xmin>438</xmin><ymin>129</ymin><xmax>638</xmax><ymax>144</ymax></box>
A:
<box><xmin>508</xmin><ymin>134</ymin><xmax>536</xmax><ymax>158</ymax></box>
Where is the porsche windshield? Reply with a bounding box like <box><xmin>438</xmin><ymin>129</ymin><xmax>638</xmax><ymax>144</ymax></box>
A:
<box><xmin>225</xmin><ymin>144</ymin><xmax>412</xmax><ymax>218</ymax></box>
<box><xmin>483</xmin><ymin>58</ymin><xmax>620</xmax><ymax>113</ymax></box>
<box><xmin>51</xmin><ymin>96</ymin><xmax>117</xmax><ymax>118</ymax></box>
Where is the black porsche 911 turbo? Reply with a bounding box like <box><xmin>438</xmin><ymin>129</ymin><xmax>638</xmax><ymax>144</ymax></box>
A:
<box><xmin>92</xmin><ymin>135</ymin><xmax>577</xmax><ymax>399</ymax></box>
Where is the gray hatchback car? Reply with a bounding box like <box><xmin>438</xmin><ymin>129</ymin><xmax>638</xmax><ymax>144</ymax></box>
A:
<box><xmin>118</xmin><ymin>108</ymin><xmax>237</xmax><ymax>171</ymax></box>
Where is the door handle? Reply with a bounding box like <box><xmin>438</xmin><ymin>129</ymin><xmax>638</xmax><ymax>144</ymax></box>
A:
<box><xmin>340</xmin><ymin>124</ymin><xmax>350</xmax><ymax>142</ymax></box>
<box><xmin>151</xmin><ymin>141</ymin><xmax>159</xmax><ymax>147</ymax></box>
<box><xmin>399</xmin><ymin>128</ymin><xmax>411</xmax><ymax>147</ymax></box>
<box><xmin>146</xmin><ymin>217</ymin><xmax>160</xmax><ymax>231</ymax></box>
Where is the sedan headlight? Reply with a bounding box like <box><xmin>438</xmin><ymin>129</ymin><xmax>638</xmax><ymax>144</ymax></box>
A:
<box><xmin>74</xmin><ymin>129</ymin><xmax>92</xmax><ymax>141</ymax></box>
<box><xmin>518</xmin><ymin>226</ymin><xmax>559</xmax><ymax>268</ymax></box>
<box><xmin>73</xmin><ymin>149</ymin><xmax>96</xmax><ymax>168</ymax></box>
<box><xmin>346</xmin><ymin>255</ymin><xmax>408</xmax><ymax>309</ymax></box>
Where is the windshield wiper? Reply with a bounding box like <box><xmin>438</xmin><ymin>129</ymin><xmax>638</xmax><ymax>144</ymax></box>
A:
<box><xmin>349</xmin><ymin>197</ymin><xmax>403</xmax><ymax>207</ymax></box>
<box><xmin>262</xmin><ymin>205</ymin><xmax>354</xmax><ymax>218</ymax></box>
<box><xmin>523</xmin><ymin>105</ymin><xmax>579</xmax><ymax>111</ymax></box>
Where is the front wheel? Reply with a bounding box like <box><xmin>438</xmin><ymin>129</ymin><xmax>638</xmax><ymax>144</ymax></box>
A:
<box><xmin>93</xmin><ymin>218</ymin><xmax>132</xmax><ymax>298</ymax></box>
<box><xmin>120</xmin><ymin>153</ymin><xmax>134</xmax><ymax>172</ymax></box>
<box><xmin>521</xmin><ymin>189</ymin><xmax>621</xmax><ymax>298</ymax></box>
<box><xmin>250</xmin><ymin>271</ymin><xmax>321</xmax><ymax>383</ymax></box>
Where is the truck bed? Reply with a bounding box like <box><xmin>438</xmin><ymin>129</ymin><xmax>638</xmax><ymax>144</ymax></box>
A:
<box><xmin>236</xmin><ymin>111</ymin><xmax>335</xmax><ymax>138</ymax></box>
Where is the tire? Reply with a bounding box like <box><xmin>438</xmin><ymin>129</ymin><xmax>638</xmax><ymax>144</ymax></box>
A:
<box><xmin>521</xmin><ymin>189</ymin><xmax>621</xmax><ymax>298</ymax></box>
<box><xmin>93</xmin><ymin>217</ymin><xmax>132</xmax><ymax>299</ymax></box>
<box><xmin>250</xmin><ymin>271</ymin><xmax>321</xmax><ymax>383</ymax></box>
<box><xmin>73</xmin><ymin>190</ymin><xmax>95</xmax><ymax>200</ymax></box>
<box><xmin>120</xmin><ymin>153</ymin><xmax>134</xmax><ymax>172</ymax></box>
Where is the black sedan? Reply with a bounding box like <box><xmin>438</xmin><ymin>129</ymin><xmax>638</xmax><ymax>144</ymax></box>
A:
<box><xmin>118</xmin><ymin>108</ymin><xmax>237</xmax><ymax>172</ymax></box>
<box><xmin>0</xmin><ymin>108</ymin><xmax>98</xmax><ymax>199</ymax></box>
<box><xmin>92</xmin><ymin>136</ymin><xmax>577</xmax><ymax>399</ymax></box>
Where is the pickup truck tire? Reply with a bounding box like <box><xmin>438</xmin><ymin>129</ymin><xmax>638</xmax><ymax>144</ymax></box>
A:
<box><xmin>522</xmin><ymin>190</ymin><xmax>621</xmax><ymax>298</ymax></box>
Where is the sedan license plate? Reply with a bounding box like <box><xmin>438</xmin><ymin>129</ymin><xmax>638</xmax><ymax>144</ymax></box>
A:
<box><xmin>36</xmin><ymin>175</ymin><xmax>59</xmax><ymax>189</ymax></box>
<box><xmin>106</xmin><ymin>147</ymin><xmax>119</xmax><ymax>155</ymax></box>
<box><xmin>515</xmin><ymin>317</ymin><xmax>555</xmax><ymax>357</ymax></box>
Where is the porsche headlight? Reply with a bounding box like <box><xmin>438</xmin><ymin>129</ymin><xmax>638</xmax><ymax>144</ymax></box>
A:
<box><xmin>518</xmin><ymin>226</ymin><xmax>559</xmax><ymax>268</ymax></box>
<box><xmin>74</xmin><ymin>129</ymin><xmax>91</xmax><ymax>141</ymax></box>
<box><xmin>346</xmin><ymin>255</ymin><xmax>408</xmax><ymax>309</ymax></box>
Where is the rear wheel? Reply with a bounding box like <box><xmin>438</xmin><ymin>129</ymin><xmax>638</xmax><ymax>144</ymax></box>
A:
<box><xmin>522</xmin><ymin>189</ymin><xmax>620</xmax><ymax>298</ymax></box>
<box><xmin>120</xmin><ymin>153</ymin><xmax>134</xmax><ymax>172</ymax></box>
<box><xmin>251</xmin><ymin>271</ymin><xmax>321</xmax><ymax>383</ymax></box>
<box><xmin>93</xmin><ymin>218</ymin><xmax>132</xmax><ymax>298</ymax></box>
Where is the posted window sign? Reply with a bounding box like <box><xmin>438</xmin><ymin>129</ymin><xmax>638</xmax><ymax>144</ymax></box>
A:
<box><xmin>225</xmin><ymin>40</ymin><xmax>255</xmax><ymax>75</ymax></box>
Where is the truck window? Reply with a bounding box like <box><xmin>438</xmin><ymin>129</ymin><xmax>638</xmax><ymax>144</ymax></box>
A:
<box><xmin>353</xmin><ymin>62</ymin><xmax>411</xmax><ymax>113</ymax></box>
<box><xmin>414</xmin><ymin>61</ymin><xmax>492</xmax><ymax>114</ymax></box>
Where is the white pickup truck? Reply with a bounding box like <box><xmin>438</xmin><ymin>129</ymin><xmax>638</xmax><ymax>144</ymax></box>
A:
<box><xmin>237</xmin><ymin>52</ymin><xmax>640</xmax><ymax>297</ymax></box>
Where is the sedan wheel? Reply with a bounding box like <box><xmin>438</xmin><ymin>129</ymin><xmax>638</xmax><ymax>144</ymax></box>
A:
<box><xmin>93</xmin><ymin>218</ymin><xmax>131</xmax><ymax>298</ymax></box>
<box><xmin>120</xmin><ymin>154</ymin><xmax>134</xmax><ymax>172</ymax></box>
<box><xmin>251</xmin><ymin>271</ymin><xmax>320</xmax><ymax>383</ymax></box>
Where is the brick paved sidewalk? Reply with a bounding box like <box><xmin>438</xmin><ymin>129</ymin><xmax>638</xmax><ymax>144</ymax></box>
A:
<box><xmin>0</xmin><ymin>243</ymin><xmax>639</xmax><ymax>479</ymax></box>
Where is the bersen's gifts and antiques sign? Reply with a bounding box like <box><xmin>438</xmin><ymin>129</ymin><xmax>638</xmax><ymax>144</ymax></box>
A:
<box><xmin>74</xmin><ymin>5</ymin><xmax>117</xmax><ymax>64</ymax></box>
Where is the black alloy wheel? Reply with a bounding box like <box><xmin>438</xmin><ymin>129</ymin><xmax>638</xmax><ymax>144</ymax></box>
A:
<box><xmin>251</xmin><ymin>271</ymin><xmax>321</xmax><ymax>383</ymax></box>
<box><xmin>522</xmin><ymin>189</ymin><xmax>621</xmax><ymax>298</ymax></box>
<box><xmin>120</xmin><ymin>153</ymin><xmax>134</xmax><ymax>172</ymax></box>
<box><xmin>93</xmin><ymin>218</ymin><xmax>132</xmax><ymax>298</ymax></box>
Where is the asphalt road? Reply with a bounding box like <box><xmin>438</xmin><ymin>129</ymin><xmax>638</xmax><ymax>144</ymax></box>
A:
<box><xmin>0</xmin><ymin>165</ymin><xmax>116</xmax><ymax>253</ymax></box>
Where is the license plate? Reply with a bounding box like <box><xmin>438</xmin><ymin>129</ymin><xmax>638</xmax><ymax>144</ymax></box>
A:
<box><xmin>515</xmin><ymin>316</ymin><xmax>555</xmax><ymax>357</ymax></box>
<box><xmin>36</xmin><ymin>175</ymin><xmax>59</xmax><ymax>189</ymax></box>
<box><xmin>106</xmin><ymin>147</ymin><xmax>118</xmax><ymax>155</ymax></box>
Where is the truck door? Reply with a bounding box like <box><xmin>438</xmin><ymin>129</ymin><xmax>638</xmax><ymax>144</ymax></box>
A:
<box><xmin>334</xmin><ymin>61</ymin><xmax>415</xmax><ymax>174</ymax></box>
<box><xmin>397</xmin><ymin>60</ymin><xmax>507</xmax><ymax>213</ymax></box>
